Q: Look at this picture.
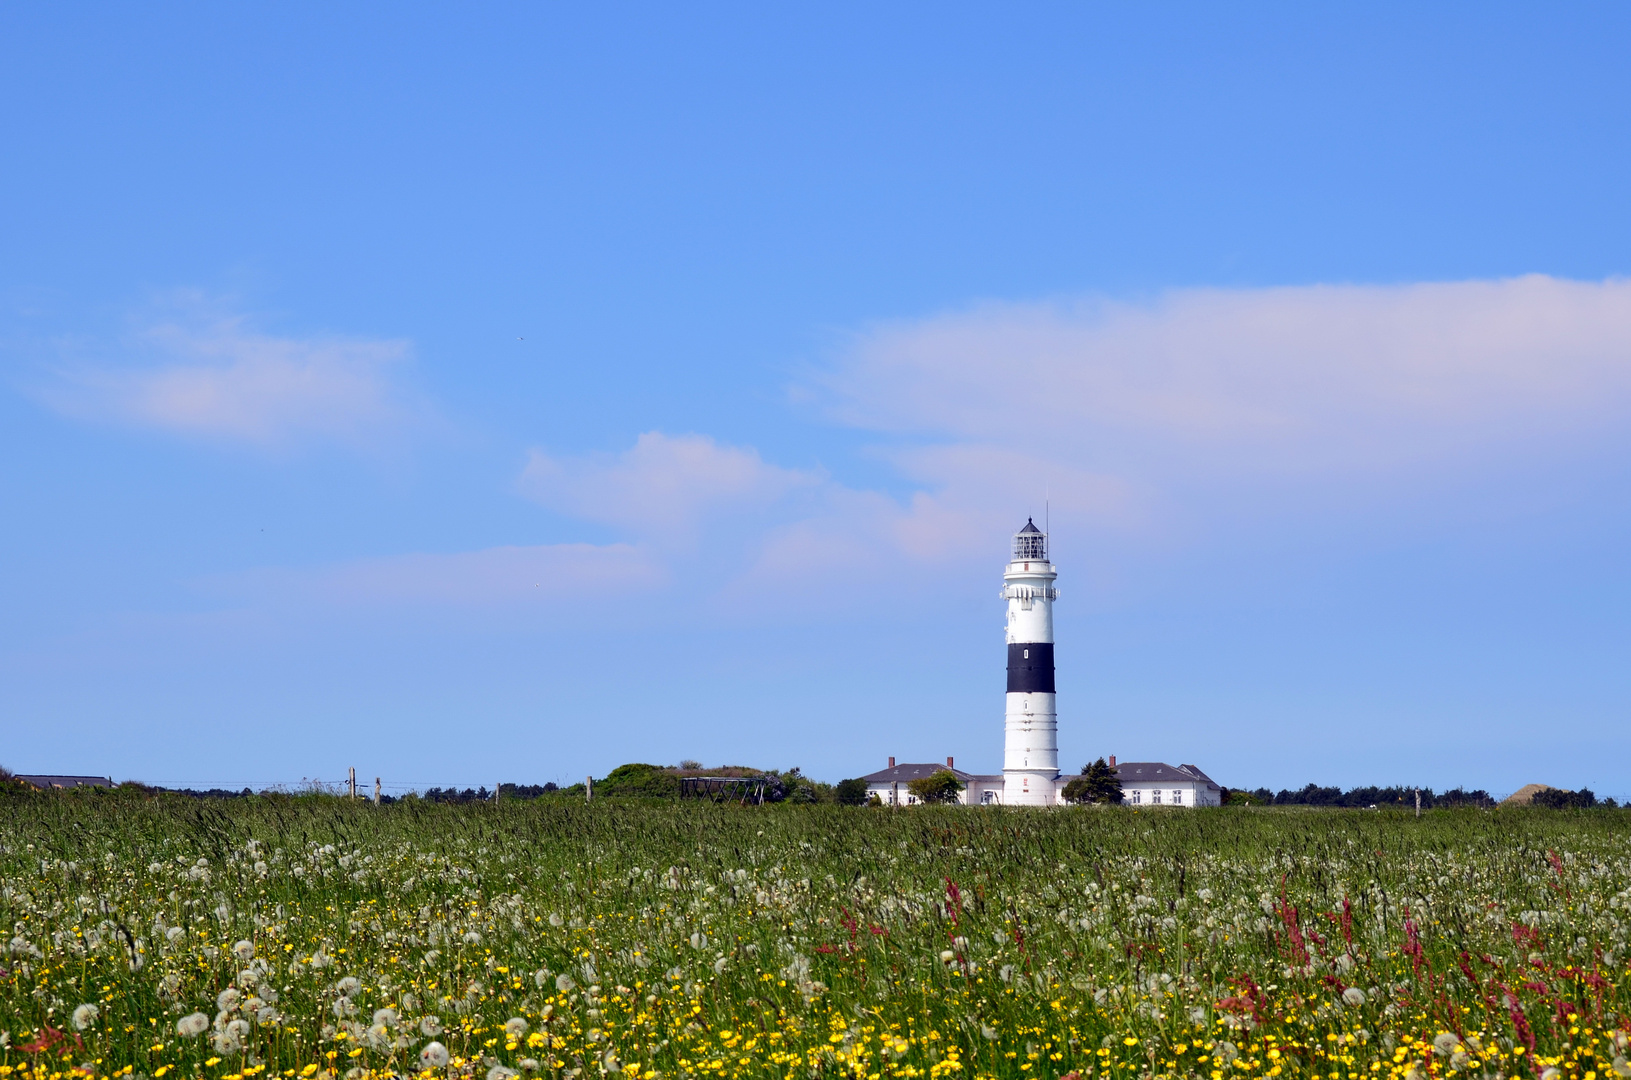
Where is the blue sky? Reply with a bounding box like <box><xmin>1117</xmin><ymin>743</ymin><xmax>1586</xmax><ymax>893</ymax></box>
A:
<box><xmin>3</xmin><ymin>4</ymin><xmax>1630</xmax><ymax>796</ymax></box>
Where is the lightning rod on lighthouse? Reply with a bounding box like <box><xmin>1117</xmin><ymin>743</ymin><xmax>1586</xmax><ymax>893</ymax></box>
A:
<box><xmin>1002</xmin><ymin>518</ymin><xmax>1060</xmax><ymax>805</ymax></box>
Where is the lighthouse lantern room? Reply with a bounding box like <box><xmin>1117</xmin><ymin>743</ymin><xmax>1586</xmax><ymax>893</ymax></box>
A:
<box><xmin>1002</xmin><ymin>519</ymin><xmax>1060</xmax><ymax>805</ymax></box>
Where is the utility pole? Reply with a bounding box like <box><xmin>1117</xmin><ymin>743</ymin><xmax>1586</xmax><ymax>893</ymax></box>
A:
<box><xmin>586</xmin><ymin>775</ymin><xmax>593</xmax><ymax>803</ymax></box>
<box><xmin>373</xmin><ymin>777</ymin><xmax>381</xmax><ymax>805</ymax></box>
<box><xmin>1414</xmin><ymin>789</ymin><xmax>1420</xmax><ymax>818</ymax></box>
<box><xmin>349</xmin><ymin>767</ymin><xmax>356</xmax><ymax>800</ymax></box>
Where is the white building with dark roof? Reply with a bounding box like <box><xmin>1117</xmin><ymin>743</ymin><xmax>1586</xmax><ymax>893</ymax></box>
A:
<box><xmin>1113</xmin><ymin>759</ymin><xmax>1222</xmax><ymax>807</ymax></box>
<box><xmin>860</xmin><ymin>757</ymin><xmax>1006</xmax><ymax>806</ymax></box>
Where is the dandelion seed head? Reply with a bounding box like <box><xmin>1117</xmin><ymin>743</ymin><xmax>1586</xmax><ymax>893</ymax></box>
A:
<box><xmin>419</xmin><ymin>1041</ymin><xmax>450</xmax><ymax>1069</ymax></box>
<box><xmin>71</xmin><ymin>1004</ymin><xmax>99</xmax><ymax>1031</ymax></box>
<box><xmin>177</xmin><ymin>1013</ymin><xmax>210</xmax><ymax>1038</ymax></box>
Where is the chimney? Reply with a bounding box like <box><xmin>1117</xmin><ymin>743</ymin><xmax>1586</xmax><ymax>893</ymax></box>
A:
<box><xmin>1109</xmin><ymin>755</ymin><xmax>1116</xmax><ymax>768</ymax></box>
<box><xmin>888</xmin><ymin>756</ymin><xmax>895</xmax><ymax>768</ymax></box>
<box><xmin>946</xmin><ymin>756</ymin><xmax>954</xmax><ymax>768</ymax></box>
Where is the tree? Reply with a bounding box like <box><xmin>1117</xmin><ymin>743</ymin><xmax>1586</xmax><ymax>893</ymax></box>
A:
<box><xmin>595</xmin><ymin>764</ymin><xmax>682</xmax><ymax>798</ymax></box>
<box><xmin>1533</xmin><ymin>787</ymin><xmax>1597</xmax><ymax>809</ymax></box>
<box><xmin>1062</xmin><ymin>758</ymin><xmax>1123</xmax><ymax>805</ymax></box>
<box><xmin>834</xmin><ymin>778</ymin><xmax>869</xmax><ymax>806</ymax></box>
<box><xmin>907</xmin><ymin>770</ymin><xmax>963</xmax><ymax>804</ymax></box>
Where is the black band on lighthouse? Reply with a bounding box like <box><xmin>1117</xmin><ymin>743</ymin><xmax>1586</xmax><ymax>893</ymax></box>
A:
<box><xmin>1006</xmin><ymin>642</ymin><xmax>1055</xmax><ymax>694</ymax></box>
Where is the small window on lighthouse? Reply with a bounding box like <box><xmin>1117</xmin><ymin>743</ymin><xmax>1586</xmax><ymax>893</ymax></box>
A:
<box><xmin>1023</xmin><ymin>648</ymin><xmax>1029</xmax><ymax>659</ymax></box>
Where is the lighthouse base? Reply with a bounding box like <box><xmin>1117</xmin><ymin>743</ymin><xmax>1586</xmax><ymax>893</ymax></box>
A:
<box><xmin>1002</xmin><ymin>690</ymin><xmax>1059</xmax><ymax>805</ymax></box>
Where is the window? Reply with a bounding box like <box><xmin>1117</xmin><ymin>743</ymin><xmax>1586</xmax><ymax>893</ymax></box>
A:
<box><xmin>1130</xmin><ymin>790</ymin><xmax>1141</xmax><ymax>804</ymax></box>
<box><xmin>1152</xmin><ymin>790</ymin><xmax>1162</xmax><ymax>804</ymax></box>
<box><xmin>1171</xmin><ymin>789</ymin><xmax>1183</xmax><ymax>805</ymax></box>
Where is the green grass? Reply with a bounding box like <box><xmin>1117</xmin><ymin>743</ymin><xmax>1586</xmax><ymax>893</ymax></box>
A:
<box><xmin>2</xmin><ymin>790</ymin><xmax>1628</xmax><ymax>1080</ymax></box>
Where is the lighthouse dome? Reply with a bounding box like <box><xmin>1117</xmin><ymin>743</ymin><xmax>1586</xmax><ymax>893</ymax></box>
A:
<box><xmin>1011</xmin><ymin>518</ymin><xmax>1047</xmax><ymax>560</ymax></box>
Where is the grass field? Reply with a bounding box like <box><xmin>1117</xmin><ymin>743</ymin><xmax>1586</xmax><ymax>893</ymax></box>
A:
<box><xmin>2</xmin><ymin>793</ymin><xmax>1628</xmax><ymax>1080</ymax></box>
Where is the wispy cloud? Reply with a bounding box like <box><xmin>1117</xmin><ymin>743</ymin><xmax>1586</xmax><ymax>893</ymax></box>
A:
<box><xmin>40</xmin><ymin>297</ymin><xmax>420</xmax><ymax>449</ymax></box>
<box><xmin>520</xmin><ymin>431</ymin><xmax>824</xmax><ymax>540</ymax></box>
<box><xmin>822</xmin><ymin>275</ymin><xmax>1631</xmax><ymax>478</ymax></box>
<box><xmin>193</xmin><ymin>276</ymin><xmax>1631</xmax><ymax>618</ymax></box>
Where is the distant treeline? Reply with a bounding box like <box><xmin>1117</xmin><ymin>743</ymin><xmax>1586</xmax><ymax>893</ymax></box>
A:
<box><xmin>1225</xmin><ymin>784</ymin><xmax>1610</xmax><ymax>809</ymax></box>
<box><xmin>1</xmin><ymin>769</ymin><xmax>1614</xmax><ymax>809</ymax></box>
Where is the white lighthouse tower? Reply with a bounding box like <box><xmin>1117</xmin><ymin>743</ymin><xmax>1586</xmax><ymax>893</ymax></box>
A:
<box><xmin>1002</xmin><ymin>519</ymin><xmax>1060</xmax><ymax>805</ymax></box>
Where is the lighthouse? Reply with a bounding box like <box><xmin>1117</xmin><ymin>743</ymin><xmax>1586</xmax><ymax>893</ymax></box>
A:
<box><xmin>1002</xmin><ymin>519</ymin><xmax>1060</xmax><ymax>805</ymax></box>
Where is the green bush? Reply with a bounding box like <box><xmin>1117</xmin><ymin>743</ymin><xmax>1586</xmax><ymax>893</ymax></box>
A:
<box><xmin>834</xmin><ymin>778</ymin><xmax>869</xmax><ymax>805</ymax></box>
<box><xmin>906</xmin><ymin>770</ymin><xmax>962</xmax><ymax>804</ymax></box>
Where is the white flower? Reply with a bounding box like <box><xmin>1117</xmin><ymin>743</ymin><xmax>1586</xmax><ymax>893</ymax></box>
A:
<box><xmin>217</xmin><ymin>989</ymin><xmax>240</xmax><ymax>1012</ymax></box>
<box><xmin>951</xmin><ymin>936</ymin><xmax>969</xmax><ymax>952</ymax></box>
<box><xmin>211</xmin><ymin>1030</ymin><xmax>242</xmax><ymax>1055</ymax></box>
<box><xmin>419</xmin><ymin>1041</ymin><xmax>450</xmax><ymax>1069</ymax></box>
<box><xmin>1434</xmin><ymin>1033</ymin><xmax>1460</xmax><ymax>1056</ymax></box>
<box><xmin>461</xmin><ymin>930</ymin><xmax>482</xmax><ymax>945</ymax></box>
<box><xmin>688</xmin><ymin>931</ymin><xmax>706</xmax><ymax>949</ymax></box>
<box><xmin>600</xmin><ymin>1051</ymin><xmax>621</xmax><ymax>1073</ymax></box>
<box><xmin>71</xmin><ymin>1004</ymin><xmax>99</xmax><ymax>1031</ymax></box>
<box><xmin>939</xmin><ymin>950</ymin><xmax>956</xmax><ymax>963</ymax></box>
<box><xmin>518</xmin><ymin>1059</ymin><xmax>540</xmax><ymax>1072</ymax></box>
<box><xmin>166</xmin><ymin>927</ymin><xmax>185</xmax><ymax>943</ymax></box>
<box><xmin>504</xmin><ymin>1017</ymin><xmax>528</xmax><ymax>1038</ymax></box>
<box><xmin>232</xmin><ymin>940</ymin><xmax>255</xmax><ymax>962</ymax></box>
<box><xmin>712</xmin><ymin>956</ymin><xmax>729</xmax><ymax>974</ymax></box>
<box><xmin>1541</xmin><ymin>1070</ymin><xmax>1561</xmax><ymax>1080</ymax></box>
<box><xmin>373</xmin><ymin>1008</ymin><xmax>399</xmax><ymax>1028</ymax></box>
<box><xmin>1343</xmin><ymin>987</ymin><xmax>1366</xmax><ymax>1007</ymax></box>
<box><xmin>1214</xmin><ymin>1041</ymin><xmax>1239</xmax><ymax>1063</ymax></box>
<box><xmin>177</xmin><ymin>1013</ymin><xmax>210</xmax><ymax>1038</ymax></box>
<box><xmin>419</xmin><ymin>1016</ymin><xmax>443</xmax><ymax>1037</ymax></box>
<box><xmin>1196</xmin><ymin>888</ymin><xmax>1214</xmax><ymax>902</ymax></box>
<box><xmin>548</xmin><ymin>913</ymin><xmax>564</xmax><ymax>927</ymax></box>
<box><xmin>555</xmin><ymin>974</ymin><xmax>576</xmax><ymax>992</ymax></box>
<box><xmin>487</xmin><ymin>1067</ymin><xmax>517</xmax><ymax>1080</ymax></box>
<box><xmin>336</xmin><ymin>976</ymin><xmax>361</xmax><ymax>996</ymax></box>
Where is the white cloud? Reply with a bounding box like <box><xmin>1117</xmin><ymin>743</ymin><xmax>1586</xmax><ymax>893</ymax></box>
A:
<box><xmin>520</xmin><ymin>431</ymin><xmax>823</xmax><ymax>539</ymax></box>
<box><xmin>212</xmin><ymin>275</ymin><xmax>1631</xmax><ymax>618</ymax></box>
<box><xmin>43</xmin><ymin>302</ymin><xmax>418</xmax><ymax>448</ymax></box>
<box><xmin>822</xmin><ymin>275</ymin><xmax>1631</xmax><ymax>477</ymax></box>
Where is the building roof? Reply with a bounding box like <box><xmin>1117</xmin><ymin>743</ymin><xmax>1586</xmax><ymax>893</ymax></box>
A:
<box><xmin>1114</xmin><ymin>762</ymin><xmax>1219</xmax><ymax>789</ymax></box>
<box><xmin>1017</xmin><ymin>519</ymin><xmax>1043</xmax><ymax>534</ymax></box>
<box><xmin>861</xmin><ymin>763</ymin><xmax>1001</xmax><ymax>784</ymax></box>
<box><xmin>14</xmin><ymin>774</ymin><xmax>113</xmax><ymax>790</ymax></box>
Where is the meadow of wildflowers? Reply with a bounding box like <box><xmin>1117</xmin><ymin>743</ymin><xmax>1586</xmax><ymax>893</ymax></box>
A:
<box><xmin>2</xmin><ymin>793</ymin><xmax>1629</xmax><ymax>1080</ymax></box>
